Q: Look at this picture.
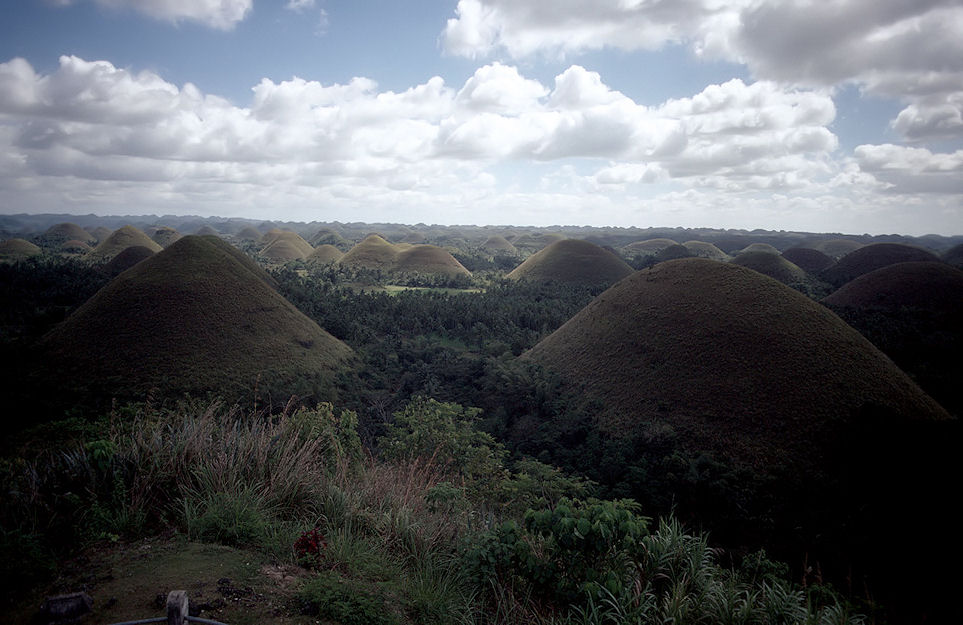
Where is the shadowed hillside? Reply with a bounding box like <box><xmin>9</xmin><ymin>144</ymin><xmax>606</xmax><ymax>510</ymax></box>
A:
<box><xmin>822</xmin><ymin>243</ymin><xmax>940</xmax><ymax>286</ymax></box>
<box><xmin>39</xmin><ymin>236</ymin><xmax>353</xmax><ymax>405</ymax></box>
<box><xmin>736</xmin><ymin>242</ymin><xmax>780</xmax><ymax>255</ymax></box>
<box><xmin>0</xmin><ymin>238</ymin><xmax>42</xmax><ymax>261</ymax></box>
<box><xmin>824</xmin><ymin>261</ymin><xmax>963</xmax><ymax>418</ymax></box>
<box><xmin>150</xmin><ymin>226</ymin><xmax>182</xmax><ymax>248</ymax></box>
<box><xmin>101</xmin><ymin>245</ymin><xmax>155</xmax><ymax>276</ymax></box>
<box><xmin>480</xmin><ymin>235</ymin><xmax>518</xmax><ymax>255</ymax></box>
<box><xmin>731</xmin><ymin>250</ymin><xmax>808</xmax><ymax>285</ymax></box>
<box><xmin>259</xmin><ymin>231</ymin><xmax>314</xmax><ymax>262</ymax></box>
<box><xmin>86</xmin><ymin>226</ymin><xmax>162</xmax><ymax>263</ymax></box>
<box><xmin>944</xmin><ymin>242</ymin><xmax>963</xmax><ymax>268</ymax></box>
<box><xmin>810</xmin><ymin>238</ymin><xmax>863</xmax><ymax>259</ymax></box>
<box><xmin>523</xmin><ymin>258</ymin><xmax>956</xmax><ymax>612</ymax></box>
<box><xmin>781</xmin><ymin>247</ymin><xmax>834</xmax><ymax>273</ymax></box>
<box><xmin>507</xmin><ymin>239</ymin><xmax>633</xmax><ymax>286</ymax></box>
<box><xmin>624</xmin><ymin>238</ymin><xmax>678</xmax><ymax>255</ymax></box>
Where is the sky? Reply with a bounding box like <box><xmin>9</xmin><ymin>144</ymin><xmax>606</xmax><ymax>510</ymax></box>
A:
<box><xmin>1</xmin><ymin>1</ymin><xmax>962</xmax><ymax>235</ymax></box>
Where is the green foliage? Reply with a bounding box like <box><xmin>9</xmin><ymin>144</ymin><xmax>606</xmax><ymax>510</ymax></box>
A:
<box><xmin>184</xmin><ymin>490</ymin><xmax>273</xmax><ymax>548</ymax></box>
<box><xmin>299</xmin><ymin>569</ymin><xmax>401</xmax><ymax>625</ymax></box>
<box><xmin>379</xmin><ymin>397</ymin><xmax>508</xmax><ymax>493</ymax></box>
<box><xmin>289</xmin><ymin>401</ymin><xmax>363</xmax><ymax>462</ymax></box>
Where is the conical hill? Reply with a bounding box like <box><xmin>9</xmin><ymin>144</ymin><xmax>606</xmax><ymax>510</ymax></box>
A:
<box><xmin>822</xmin><ymin>243</ymin><xmax>940</xmax><ymax>286</ymax></box>
<box><xmin>525</xmin><ymin>258</ymin><xmax>948</xmax><ymax>473</ymax></box>
<box><xmin>731</xmin><ymin>250</ymin><xmax>808</xmax><ymax>285</ymax></box>
<box><xmin>781</xmin><ymin>247</ymin><xmax>834</xmax><ymax>273</ymax></box>
<box><xmin>682</xmin><ymin>240</ymin><xmax>727</xmax><ymax>260</ymax></box>
<box><xmin>150</xmin><ymin>226</ymin><xmax>182</xmax><ymax>248</ymax></box>
<box><xmin>42</xmin><ymin>223</ymin><xmax>96</xmax><ymax>246</ymax></box>
<box><xmin>260</xmin><ymin>231</ymin><xmax>314</xmax><ymax>262</ymax></box>
<box><xmin>824</xmin><ymin>261</ymin><xmax>963</xmax><ymax>313</ymax></box>
<box><xmin>339</xmin><ymin>234</ymin><xmax>400</xmax><ymax>270</ymax></box>
<box><xmin>507</xmin><ymin>239</ymin><xmax>633</xmax><ymax>286</ymax></box>
<box><xmin>86</xmin><ymin>226</ymin><xmax>162</xmax><ymax>263</ymax></box>
<box><xmin>0</xmin><ymin>238</ymin><xmax>42</xmax><ymax>261</ymax></box>
<box><xmin>40</xmin><ymin>236</ymin><xmax>352</xmax><ymax>402</ymax></box>
<box><xmin>395</xmin><ymin>245</ymin><xmax>471</xmax><ymax>278</ymax></box>
<box><xmin>480</xmin><ymin>235</ymin><xmax>517</xmax><ymax>255</ymax></box>
<box><xmin>101</xmin><ymin>245</ymin><xmax>155</xmax><ymax>276</ymax></box>
<box><xmin>306</xmin><ymin>244</ymin><xmax>344</xmax><ymax>265</ymax></box>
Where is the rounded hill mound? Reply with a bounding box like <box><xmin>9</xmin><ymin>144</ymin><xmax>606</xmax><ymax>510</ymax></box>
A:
<box><xmin>624</xmin><ymin>238</ymin><xmax>678</xmax><ymax>255</ymax></box>
<box><xmin>339</xmin><ymin>234</ymin><xmax>399</xmax><ymax>270</ymax></box>
<box><xmin>525</xmin><ymin>258</ymin><xmax>948</xmax><ymax>473</ymax></box>
<box><xmin>822</xmin><ymin>243</ymin><xmax>940</xmax><ymax>287</ymax></box>
<box><xmin>150</xmin><ymin>227</ymin><xmax>182</xmax><ymax>248</ymax></box>
<box><xmin>43</xmin><ymin>223</ymin><xmax>96</xmax><ymax>246</ymax></box>
<box><xmin>309</xmin><ymin>228</ymin><xmax>351</xmax><ymax>250</ymax></box>
<box><xmin>480</xmin><ymin>235</ymin><xmax>517</xmax><ymax>255</ymax></box>
<box><xmin>306</xmin><ymin>244</ymin><xmax>344</xmax><ymax>265</ymax></box>
<box><xmin>824</xmin><ymin>261</ymin><xmax>963</xmax><ymax>312</ymax></box>
<box><xmin>40</xmin><ymin>236</ymin><xmax>353</xmax><ymax>402</ymax></box>
<box><xmin>0</xmin><ymin>238</ymin><xmax>42</xmax><ymax>261</ymax></box>
<box><xmin>395</xmin><ymin>245</ymin><xmax>471</xmax><ymax>278</ymax></box>
<box><xmin>235</xmin><ymin>227</ymin><xmax>262</xmax><ymax>242</ymax></box>
<box><xmin>195</xmin><ymin>225</ymin><xmax>220</xmax><ymax>236</ymax></box>
<box><xmin>731</xmin><ymin>250</ymin><xmax>808</xmax><ymax>285</ymax></box>
<box><xmin>736</xmin><ymin>242</ymin><xmax>780</xmax><ymax>255</ymax></box>
<box><xmin>943</xmin><ymin>242</ymin><xmax>963</xmax><ymax>268</ymax></box>
<box><xmin>683</xmin><ymin>240</ymin><xmax>728</xmax><ymax>260</ymax></box>
<box><xmin>781</xmin><ymin>247</ymin><xmax>834</xmax><ymax>273</ymax></box>
<box><xmin>260</xmin><ymin>232</ymin><xmax>314</xmax><ymax>262</ymax></box>
<box><xmin>101</xmin><ymin>245</ymin><xmax>155</xmax><ymax>276</ymax></box>
<box><xmin>86</xmin><ymin>226</ymin><xmax>162</xmax><ymax>263</ymax></box>
<box><xmin>507</xmin><ymin>239</ymin><xmax>634</xmax><ymax>286</ymax></box>
<box><xmin>61</xmin><ymin>239</ymin><xmax>93</xmax><ymax>254</ymax></box>
<box><xmin>86</xmin><ymin>226</ymin><xmax>113</xmax><ymax>243</ymax></box>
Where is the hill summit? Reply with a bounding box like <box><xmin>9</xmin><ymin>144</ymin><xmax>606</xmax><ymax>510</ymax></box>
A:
<box><xmin>40</xmin><ymin>236</ymin><xmax>353</xmax><ymax>402</ymax></box>
<box><xmin>507</xmin><ymin>239</ymin><xmax>633</xmax><ymax>286</ymax></box>
<box><xmin>525</xmin><ymin>258</ymin><xmax>948</xmax><ymax>472</ymax></box>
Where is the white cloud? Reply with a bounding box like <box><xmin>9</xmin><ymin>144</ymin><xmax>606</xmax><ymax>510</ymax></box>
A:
<box><xmin>0</xmin><ymin>55</ymin><xmax>959</xmax><ymax>234</ymax></box>
<box><xmin>54</xmin><ymin>0</ymin><xmax>252</xmax><ymax>29</ymax></box>
<box><xmin>442</xmin><ymin>0</ymin><xmax>963</xmax><ymax>142</ymax></box>
<box><xmin>285</xmin><ymin>0</ymin><xmax>315</xmax><ymax>12</ymax></box>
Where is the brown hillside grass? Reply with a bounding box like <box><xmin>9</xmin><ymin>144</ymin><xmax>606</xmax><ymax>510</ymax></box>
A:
<box><xmin>150</xmin><ymin>227</ymin><xmax>182</xmax><ymax>248</ymax></box>
<box><xmin>822</xmin><ymin>243</ymin><xmax>940</xmax><ymax>286</ymax></box>
<box><xmin>781</xmin><ymin>247</ymin><xmax>834</xmax><ymax>273</ymax></box>
<box><xmin>682</xmin><ymin>240</ymin><xmax>728</xmax><ymax>260</ymax></box>
<box><xmin>86</xmin><ymin>226</ymin><xmax>162</xmax><ymax>264</ymax></box>
<box><xmin>736</xmin><ymin>242</ymin><xmax>780</xmax><ymax>255</ymax></box>
<box><xmin>624</xmin><ymin>238</ymin><xmax>678</xmax><ymax>254</ymax></box>
<box><xmin>86</xmin><ymin>226</ymin><xmax>113</xmax><ymax>243</ymax></box>
<box><xmin>60</xmin><ymin>239</ymin><xmax>93</xmax><ymax>254</ymax></box>
<box><xmin>260</xmin><ymin>235</ymin><xmax>313</xmax><ymax>262</ymax></box>
<box><xmin>0</xmin><ymin>238</ymin><xmax>42</xmax><ymax>261</ymax></box>
<box><xmin>524</xmin><ymin>258</ymin><xmax>948</xmax><ymax>474</ymax></box>
<box><xmin>480</xmin><ymin>235</ymin><xmax>518</xmax><ymax>254</ymax></box>
<box><xmin>195</xmin><ymin>225</ymin><xmax>220</xmax><ymax>236</ymax></box>
<box><xmin>40</xmin><ymin>236</ymin><xmax>353</xmax><ymax>401</ymax></box>
<box><xmin>339</xmin><ymin>234</ymin><xmax>400</xmax><ymax>270</ymax></box>
<box><xmin>42</xmin><ymin>223</ymin><xmax>96</xmax><ymax>245</ymax></box>
<box><xmin>235</xmin><ymin>226</ymin><xmax>262</xmax><ymax>241</ymax></box>
<box><xmin>731</xmin><ymin>251</ymin><xmax>808</xmax><ymax>284</ymax></box>
<box><xmin>395</xmin><ymin>244</ymin><xmax>471</xmax><ymax>277</ymax></box>
<box><xmin>306</xmin><ymin>244</ymin><xmax>344</xmax><ymax>265</ymax></box>
<box><xmin>823</xmin><ymin>261</ymin><xmax>963</xmax><ymax>313</ymax></box>
<box><xmin>507</xmin><ymin>239</ymin><xmax>634</xmax><ymax>286</ymax></box>
<box><xmin>101</xmin><ymin>245</ymin><xmax>155</xmax><ymax>276</ymax></box>
<box><xmin>309</xmin><ymin>228</ymin><xmax>351</xmax><ymax>250</ymax></box>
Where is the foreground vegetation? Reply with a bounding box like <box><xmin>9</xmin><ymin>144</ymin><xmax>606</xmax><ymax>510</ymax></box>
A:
<box><xmin>1</xmin><ymin>398</ymin><xmax>866</xmax><ymax>624</ymax></box>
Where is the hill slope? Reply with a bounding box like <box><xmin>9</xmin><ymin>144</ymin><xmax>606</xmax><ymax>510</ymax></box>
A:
<box><xmin>86</xmin><ymin>226</ymin><xmax>162</xmax><ymax>263</ymax></box>
<box><xmin>525</xmin><ymin>258</ymin><xmax>948</xmax><ymax>471</ymax></box>
<box><xmin>507</xmin><ymin>239</ymin><xmax>634</xmax><ymax>286</ymax></box>
<box><xmin>394</xmin><ymin>245</ymin><xmax>471</xmax><ymax>277</ymax></box>
<box><xmin>40</xmin><ymin>236</ymin><xmax>353</xmax><ymax>402</ymax></box>
<box><xmin>822</xmin><ymin>243</ymin><xmax>941</xmax><ymax>286</ymax></box>
<box><xmin>730</xmin><ymin>251</ymin><xmax>809</xmax><ymax>284</ymax></box>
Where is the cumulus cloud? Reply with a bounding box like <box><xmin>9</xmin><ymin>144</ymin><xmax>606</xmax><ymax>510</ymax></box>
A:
<box><xmin>442</xmin><ymin>0</ymin><xmax>963</xmax><ymax>142</ymax></box>
<box><xmin>854</xmin><ymin>144</ymin><xmax>963</xmax><ymax>194</ymax></box>
<box><xmin>54</xmin><ymin>0</ymin><xmax>252</xmax><ymax>29</ymax></box>
<box><xmin>0</xmin><ymin>55</ymin><xmax>958</xmax><ymax>233</ymax></box>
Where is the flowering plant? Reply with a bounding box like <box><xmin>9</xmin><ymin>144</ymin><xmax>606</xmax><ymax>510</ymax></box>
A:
<box><xmin>294</xmin><ymin>527</ymin><xmax>327</xmax><ymax>567</ymax></box>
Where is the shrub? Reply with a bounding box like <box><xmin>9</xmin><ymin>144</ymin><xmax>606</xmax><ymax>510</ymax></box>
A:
<box><xmin>299</xmin><ymin>570</ymin><xmax>401</xmax><ymax>625</ymax></box>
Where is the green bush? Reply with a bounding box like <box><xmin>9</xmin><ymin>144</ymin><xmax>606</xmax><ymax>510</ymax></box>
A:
<box><xmin>299</xmin><ymin>570</ymin><xmax>401</xmax><ymax>625</ymax></box>
<box><xmin>184</xmin><ymin>490</ymin><xmax>273</xmax><ymax>548</ymax></box>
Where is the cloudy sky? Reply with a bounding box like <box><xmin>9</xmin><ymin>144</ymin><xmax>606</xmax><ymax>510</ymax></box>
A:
<box><xmin>1</xmin><ymin>0</ymin><xmax>961</xmax><ymax>235</ymax></box>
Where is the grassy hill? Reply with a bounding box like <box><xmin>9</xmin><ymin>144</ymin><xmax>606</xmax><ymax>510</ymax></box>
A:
<box><xmin>730</xmin><ymin>250</ymin><xmax>809</xmax><ymax>284</ymax></box>
<box><xmin>339</xmin><ymin>234</ymin><xmax>399</xmax><ymax>270</ymax></box>
<box><xmin>41</xmin><ymin>223</ymin><xmax>96</xmax><ymax>246</ymax></box>
<box><xmin>623</xmin><ymin>238</ymin><xmax>678</xmax><ymax>255</ymax></box>
<box><xmin>781</xmin><ymin>247</ymin><xmax>834</xmax><ymax>273</ymax></box>
<box><xmin>0</xmin><ymin>238</ymin><xmax>42</xmax><ymax>261</ymax></box>
<box><xmin>260</xmin><ymin>232</ymin><xmax>315</xmax><ymax>262</ymax></box>
<box><xmin>234</xmin><ymin>226</ymin><xmax>262</xmax><ymax>241</ymax></box>
<box><xmin>101</xmin><ymin>245</ymin><xmax>155</xmax><ymax>276</ymax></box>
<box><xmin>86</xmin><ymin>226</ymin><xmax>162</xmax><ymax>264</ymax></box>
<box><xmin>822</xmin><ymin>243</ymin><xmax>940</xmax><ymax>286</ymax></box>
<box><xmin>682</xmin><ymin>240</ymin><xmax>728</xmax><ymax>260</ymax></box>
<box><xmin>395</xmin><ymin>245</ymin><xmax>471</xmax><ymax>278</ymax></box>
<box><xmin>306</xmin><ymin>244</ymin><xmax>344</xmax><ymax>265</ymax></box>
<box><xmin>507</xmin><ymin>239</ymin><xmax>634</xmax><ymax>286</ymax></box>
<box><xmin>824</xmin><ymin>261</ymin><xmax>963</xmax><ymax>312</ymax></box>
<box><xmin>736</xmin><ymin>242</ymin><xmax>780</xmax><ymax>255</ymax></box>
<box><xmin>480</xmin><ymin>235</ymin><xmax>518</xmax><ymax>255</ymax></box>
<box><xmin>810</xmin><ymin>238</ymin><xmax>864</xmax><ymax>259</ymax></box>
<box><xmin>943</xmin><ymin>242</ymin><xmax>963</xmax><ymax>268</ymax></box>
<box><xmin>39</xmin><ymin>235</ymin><xmax>353</xmax><ymax>404</ymax></box>
<box><xmin>150</xmin><ymin>226</ymin><xmax>182</xmax><ymax>248</ymax></box>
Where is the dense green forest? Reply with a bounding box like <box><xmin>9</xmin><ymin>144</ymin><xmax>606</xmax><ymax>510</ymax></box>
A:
<box><xmin>1</xmin><ymin>227</ymin><xmax>960</xmax><ymax>624</ymax></box>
